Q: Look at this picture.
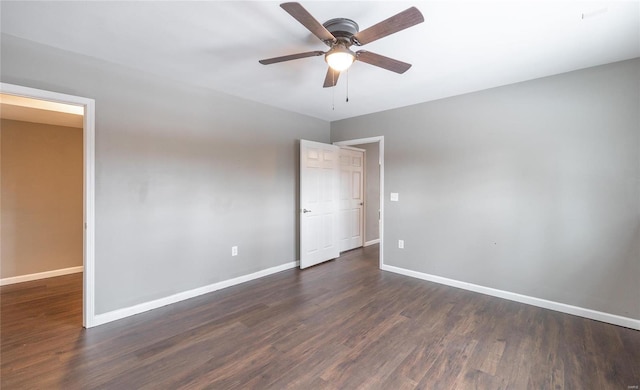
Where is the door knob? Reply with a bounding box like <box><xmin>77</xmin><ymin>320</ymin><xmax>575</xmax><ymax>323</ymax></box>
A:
<box><xmin>302</xmin><ymin>209</ymin><xmax>312</xmax><ymax>213</ymax></box>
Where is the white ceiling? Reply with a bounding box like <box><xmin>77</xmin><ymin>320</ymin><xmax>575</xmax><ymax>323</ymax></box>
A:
<box><xmin>2</xmin><ymin>1</ymin><xmax>638</xmax><ymax>121</ymax></box>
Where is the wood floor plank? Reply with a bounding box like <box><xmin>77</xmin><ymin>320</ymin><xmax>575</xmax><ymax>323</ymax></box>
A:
<box><xmin>2</xmin><ymin>244</ymin><xmax>639</xmax><ymax>389</ymax></box>
<box><xmin>475</xmin><ymin>338</ymin><xmax>506</xmax><ymax>376</ymax></box>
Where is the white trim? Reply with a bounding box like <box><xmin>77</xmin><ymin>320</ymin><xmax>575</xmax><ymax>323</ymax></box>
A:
<box><xmin>364</xmin><ymin>239</ymin><xmax>380</xmax><ymax>247</ymax></box>
<box><xmin>0</xmin><ymin>266</ymin><xmax>83</xmax><ymax>286</ymax></box>
<box><xmin>381</xmin><ymin>264</ymin><xmax>640</xmax><ymax>331</ymax></box>
<box><xmin>83</xmin><ymin>98</ymin><xmax>96</xmax><ymax>328</ymax></box>
<box><xmin>339</xmin><ymin>145</ymin><xmax>366</xmax><ymax>152</ymax></box>
<box><xmin>361</xmin><ymin>148</ymin><xmax>367</xmax><ymax>249</ymax></box>
<box><xmin>0</xmin><ymin>83</ymin><xmax>96</xmax><ymax>328</ymax></box>
<box><xmin>92</xmin><ymin>261</ymin><xmax>299</xmax><ymax>327</ymax></box>
<box><xmin>334</xmin><ymin>137</ymin><xmax>384</xmax><ymax>269</ymax></box>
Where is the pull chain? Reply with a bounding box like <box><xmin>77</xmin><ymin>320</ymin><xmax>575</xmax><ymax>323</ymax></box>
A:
<box><xmin>332</xmin><ymin>76</ymin><xmax>335</xmax><ymax>111</ymax></box>
<box><xmin>346</xmin><ymin>69</ymin><xmax>349</xmax><ymax>103</ymax></box>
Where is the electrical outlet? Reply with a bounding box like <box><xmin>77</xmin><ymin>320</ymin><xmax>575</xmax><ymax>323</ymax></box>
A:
<box><xmin>232</xmin><ymin>246</ymin><xmax>238</xmax><ymax>256</ymax></box>
<box><xmin>398</xmin><ymin>240</ymin><xmax>404</xmax><ymax>249</ymax></box>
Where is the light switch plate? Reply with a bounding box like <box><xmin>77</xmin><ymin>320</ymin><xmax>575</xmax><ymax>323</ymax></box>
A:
<box><xmin>390</xmin><ymin>192</ymin><xmax>399</xmax><ymax>201</ymax></box>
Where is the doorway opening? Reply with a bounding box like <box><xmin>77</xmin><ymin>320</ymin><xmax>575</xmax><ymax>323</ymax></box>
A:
<box><xmin>334</xmin><ymin>137</ymin><xmax>384</xmax><ymax>269</ymax></box>
<box><xmin>338</xmin><ymin>145</ymin><xmax>366</xmax><ymax>253</ymax></box>
<box><xmin>0</xmin><ymin>83</ymin><xmax>96</xmax><ymax>327</ymax></box>
<box><xmin>298</xmin><ymin>137</ymin><xmax>384</xmax><ymax>269</ymax></box>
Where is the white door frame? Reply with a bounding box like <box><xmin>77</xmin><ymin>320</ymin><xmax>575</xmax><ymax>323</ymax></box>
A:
<box><xmin>1</xmin><ymin>83</ymin><xmax>96</xmax><ymax>328</ymax></box>
<box><xmin>333</xmin><ymin>137</ymin><xmax>384</xmax><ymax>269</ymax></box>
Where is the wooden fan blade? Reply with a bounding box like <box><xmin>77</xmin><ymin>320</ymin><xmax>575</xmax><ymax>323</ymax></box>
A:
<box><xmin>352</xmin><ymin>7</ymin><xmax>424</xmax><ymax>46</ymax></box>
<box><xmin>323</xmin><ymin>67</ymin><xmax>340</xmax><ymax>88</ymax></box>
<box><xmin>281</xmin><ymin>2</ymin><xmax>336</xmax><ymax>44</ymax></box>
<box><xmin>356</xmin><ymin>51</ymin><xmax>412</xmax><ymax>74</ymax></box>
<box><xmin>259</xmin><ymin>51</ymin><xmax>325</xmax><ymax>65</ymax></box>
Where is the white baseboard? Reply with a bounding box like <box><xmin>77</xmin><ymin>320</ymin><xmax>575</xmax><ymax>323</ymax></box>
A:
<box><xmin>92</xmin><ymin>260</ymin><xmax>299</xmax><ymax>327</ymax></box>
<box><xmin>0</xmin><ymin>266</ymin><xmax>83</xmax><ymax>286</ymax></box>
<box><xmin>364</xmin><ymin>239</ymin><xmax>380</xmax><ymax>247</ymax></box>
<box><xmin>381</xmin><ymin>264</ymin><xmax>640</xmax><ymax>331</ymax></box>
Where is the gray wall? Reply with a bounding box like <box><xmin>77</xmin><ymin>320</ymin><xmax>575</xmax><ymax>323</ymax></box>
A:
<box><xmin>332</xmin><ymin>58</ymin><xmax>640</xmax><ymax>319</ymax></box>
<box><xmin>1</xmin><ymin>119</ymin><xmax>83</xmax><ymax>278</ymax></box>
<box><xmin>1</xmin><ymin>34</ymin><xmax>330</xmax><ymax>314</ymax></box>
<box><xmin>354</xmin><ymin>143</ymin><xmax>380</xmax><ymax>242</ymax></box>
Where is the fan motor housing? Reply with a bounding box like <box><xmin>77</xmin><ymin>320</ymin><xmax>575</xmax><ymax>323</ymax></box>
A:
<box><xmin>323</xmin><ymin>18</ymin><xmax>359</xmax><ymax>40</ymax></box>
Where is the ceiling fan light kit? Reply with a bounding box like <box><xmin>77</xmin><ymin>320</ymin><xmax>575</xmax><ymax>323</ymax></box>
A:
<box><xmin>325</xmin><ymin>44</ymin><xmax>355</xmax><ymax>72</ymax></box>
<box><xmin>259</xmin><ymin>2</ymin><xmax>424</xmax><ymax>88</ymax></box>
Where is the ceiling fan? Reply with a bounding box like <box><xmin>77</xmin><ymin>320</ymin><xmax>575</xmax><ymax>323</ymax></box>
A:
<box><xmin>259</xmin><ymin>2</ymin><xmax>424</xmax><ymax>88</ymax></box>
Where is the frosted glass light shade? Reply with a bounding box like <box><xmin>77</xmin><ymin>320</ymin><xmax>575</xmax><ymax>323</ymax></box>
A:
<box><xmin>325</xmin><ymin>46</ymin><xmax>355</xmax><ymax>72</ymax></box>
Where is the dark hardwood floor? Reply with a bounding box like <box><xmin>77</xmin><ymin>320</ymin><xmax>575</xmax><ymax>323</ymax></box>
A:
<box><xmin>2</xmin><ymin>245</ymin><xmax>639</xmax><ymax>389</ymax></box>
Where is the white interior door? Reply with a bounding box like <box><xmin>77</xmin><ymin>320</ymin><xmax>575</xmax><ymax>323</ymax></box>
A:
<box><xmin>338</xmin><ymin>148</ymin><xmax>364</xmax><ymax>252</ymax></box>
<box><xmin>300</xmin><ymin>140</ymin><xmax>339</xmax><ymax>269</ymax></box>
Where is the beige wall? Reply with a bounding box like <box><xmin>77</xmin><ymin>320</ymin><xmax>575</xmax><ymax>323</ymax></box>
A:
<box><xmin>1</xmin><ymin>119</ymin><xmax>83</xmax><ymax>278</ymax></box>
